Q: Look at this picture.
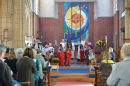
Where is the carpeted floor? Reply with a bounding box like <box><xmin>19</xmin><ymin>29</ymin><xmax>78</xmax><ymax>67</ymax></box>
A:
<box><xmin>51</xmin><ymin>69</ymin><xmax>95</xmax><ymax>74</ymax></box>
<box><xmin>55</xmin><ymin>81</ymin><xmax>92</xmax><ymax>86</ymax></box>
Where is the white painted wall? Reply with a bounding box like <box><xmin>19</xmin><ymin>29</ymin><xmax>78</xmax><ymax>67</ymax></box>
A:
<box><xmin>39</xmin><ymin>0</ymin><xmax>55</xmax><ymax>17</ymax></box>
<box><xmin>98</xmin><ymin>0</ymin><xmax>113</xmax><ymax>17</ymax></box>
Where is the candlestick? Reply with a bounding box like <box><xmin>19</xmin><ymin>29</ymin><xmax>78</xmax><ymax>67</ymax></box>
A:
<box><xmin>105</xmin><ymin>36</ymin><xmax>107</xmax><ymax>43</ymax></box>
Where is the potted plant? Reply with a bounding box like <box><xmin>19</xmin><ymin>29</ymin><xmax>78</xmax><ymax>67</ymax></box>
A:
<box><xmin>90</xmin><ymin>58</ymin><xmax>97</xmax><ymax>61</ymax></box>
<box><xmin>52</xmin><ymin>58</ymin><xmax>59</xmax><ymax>63</ymax></box>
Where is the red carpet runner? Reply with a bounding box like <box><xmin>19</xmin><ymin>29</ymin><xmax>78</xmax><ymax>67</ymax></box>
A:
<box><xmin>55</xmin><ymin>81</ymin><xmax>92</xmax><ymax>86</ymax></box>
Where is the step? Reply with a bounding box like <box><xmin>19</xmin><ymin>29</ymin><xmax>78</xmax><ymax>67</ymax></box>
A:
<box><xmin>51</xmin><ymin>77</ymin><xmax>95</xmax><ymax>82</ymax></box>
<box><xmin>70</xmin><ymin>60</ymin><xmax>87</xmax><ymax>64</ymax></box>
<box><xmin>59</xmin><ymin>74</ymin><xmax>88</xmax><ymax>78</ymax></box>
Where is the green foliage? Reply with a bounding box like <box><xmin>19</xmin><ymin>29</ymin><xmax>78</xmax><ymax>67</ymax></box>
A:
<box><xmin>52</xmin><ymin>58</ymin><xmax>59</xmax><ymax>62</ymax></box>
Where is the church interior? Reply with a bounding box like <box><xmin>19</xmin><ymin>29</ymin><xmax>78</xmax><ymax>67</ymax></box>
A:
<box><xmin>0</xmin><ymin>0</ymin><xmax>129</xmax><ymax>86</ymax></box>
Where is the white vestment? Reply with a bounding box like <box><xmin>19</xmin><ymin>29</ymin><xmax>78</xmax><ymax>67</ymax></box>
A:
<box><xmin>77</xmin><ymin>45</ymin><xmax>80</xmax><ymax>59</ymax></box>
<box><xmin>71</xmin><ymin>43</ymin><xmax>75</xmax><ymax>59</ymax></box>
<box><xmin>34</xmin><ymin>42</ymin><xmax>38</xmax><ymax>49</ymax></box>
<box><xmin>81</xmin><ymin>40</ymin><xmax>85</xmax><ymax>47</ymax></box>
<box><xmin>48</xmin><ymin>47</ymin><xmax>54</xmax><ymax>59</ymax></box>
<box><xmin>60</xmin><ymin>42</ymin><xmax>66</xmax><ymax>51</ymax></box>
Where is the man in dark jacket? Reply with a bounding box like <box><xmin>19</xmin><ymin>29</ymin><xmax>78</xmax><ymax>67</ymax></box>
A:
<box><xmin>85</xmin><ymin>46</ymin><xmax>89</xmax><ymax>65</ymax></box>
<box><xmin>0</xmin><ymin>45</ymin><xmax>14</xmax><ymax>86</ymax></box>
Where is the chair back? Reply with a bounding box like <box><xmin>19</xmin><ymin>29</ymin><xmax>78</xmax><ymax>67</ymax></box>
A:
<box><xmin>18</xmin><ymin>82</ymin><xmax>30</xmax><ymax>86</ymax></box>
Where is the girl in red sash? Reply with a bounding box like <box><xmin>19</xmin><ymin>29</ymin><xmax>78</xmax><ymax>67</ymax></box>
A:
<box><xmin>80</xmin><ymin>47</ymin><xmax>85</xmax><ymax>62</ymax></box>
<box><xmin>60</xmin><ymin>49</ymin><xmax>65</xmax><ymax>66</ymax></box>
<box><xmin>66</xmin><ymin>48</ymin><xmax>72</xmax><ymax>66</ymax></box>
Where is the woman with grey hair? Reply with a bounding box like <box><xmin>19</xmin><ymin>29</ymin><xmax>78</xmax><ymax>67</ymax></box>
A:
<box><xmin>107</xmin><ymin>43</ymin><xmax>130</xmax><ymax>86</ymax></box>
<box><xmin>16</xmin><ymin>48</ymin><xmax>24</xmax><ymax>59</ymax></box>
<box><xmin>0</xmin><ymin>45</ymin><xmax>14</xmax><ymax>86</ymax></box>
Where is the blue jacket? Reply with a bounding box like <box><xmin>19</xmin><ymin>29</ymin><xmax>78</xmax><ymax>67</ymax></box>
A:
<box><xmin>34</xmin><ymin>58</ymin><xmax>40</xmax><ymax>81</ymax></box>
<box><xmin>111</xmin><ymin>52</ymin><xmax>115</xmax><ymax>62</ymax></box>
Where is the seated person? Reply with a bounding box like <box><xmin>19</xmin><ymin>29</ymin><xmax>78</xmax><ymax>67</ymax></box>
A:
<box><xmin>107</xmin><ymin>43</ymin><xmax>130</xmax><ymax>86</ymax></box>
<box><xmin>109</xmin><ymin>47</ymin><xmax>116</xmax><ymax>62</ymax></box>
<box><xmin>0</xmin><ymin>45</ymin><xmax>14</xmax><ymax>86</ymax></box>
<box><xmin>99</xmin><ymin>50</ymin><xmax>115</xmax><ymax>85</ymax></box>
<box><xmin>42</xmin><ymin>55</ymin><xmax>49</xmax><ymax>73</ymax></box>
<box><xmin>5</xmin><ymin>48</ymin><xmax>18</xmax><ymax>80</ymax></box>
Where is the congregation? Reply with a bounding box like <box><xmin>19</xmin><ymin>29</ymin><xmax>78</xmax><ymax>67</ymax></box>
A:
<box><xmin>1</xmin><ymin>42</ymin><xmax>130</xmax><ymax>86</ymax></box>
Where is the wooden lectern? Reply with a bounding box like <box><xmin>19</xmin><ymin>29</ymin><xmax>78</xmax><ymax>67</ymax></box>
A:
<box><xmin>46</xmin><ymin>52</ymin><xmax>49</xmax><ymax>60</ymax></box>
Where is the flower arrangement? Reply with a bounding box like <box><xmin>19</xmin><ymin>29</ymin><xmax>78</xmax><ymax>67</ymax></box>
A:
<box><xmin>95</xmin><ymin>39</ymin><xmax>105</xmax><ymax>48</ymax></box>
<box><xmin>90</xmin><ymin>58</ymin><xmax>97</xmax><ymax>61</ymax></box>
<box><xmin>52</xmin><ymin>58</ymin><xmax>59</xmax><ymax>62</ymax></box>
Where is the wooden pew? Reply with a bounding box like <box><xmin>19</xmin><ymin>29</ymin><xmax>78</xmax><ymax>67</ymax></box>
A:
<box><xmin>18</xmin><ymin>82</ymin><xmax>30</xmax><ymax>86</ymax></box>
<box><xmin>48</xmin><ymin>66</ymin><xmax>51</xmax><ymax>86</ymax></box>
<box><xmin>43</xmin><ymin>71</ymin><xmax>47</xmax><ymax>85</ymax></box>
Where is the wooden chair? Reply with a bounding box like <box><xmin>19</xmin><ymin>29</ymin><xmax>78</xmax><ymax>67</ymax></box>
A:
<box><xmin>50</xmin><ymin>63</ymin><xmax>59</xmax><ymax>75</ymax></box>
<box><xmin>99</xmin><ymin>74</ymin><xmax>102</xmax><ymax>86</ymax></box>
<box><xmin>18</xmin><ymin>82</ymin><xmax>30</xmax><ymax>86</ymax></box>
<box><xmin>89</xmin><ymin>60</ymin><xmax>100</xmax><ymax>72</ymax></box>
<box><xmin>104</xmin><ymin>77</ymin><xmax>108</xmax><ymax>86</ymax></box>
<box><xmin>97</xmin><ymin>71</ymin><xmax>101</xmax><ymax>86</ymax></box>
<box><xmin>43</xmin><ymin>71</ymin><xmax>48</xmax><ymax>86</ymax></box>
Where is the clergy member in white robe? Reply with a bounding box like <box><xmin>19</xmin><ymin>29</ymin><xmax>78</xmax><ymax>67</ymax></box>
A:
<box><xmin>81</xmin><ymin>37</ymin><xmax>85</xmax><ymax>47</ymax></box>
<box><xmin>60</xmin><ymin>39</ymin><xmax>66</xmax><ymax>52</ymax></box>
<box><xmin>34</xmin><ymin>42</ymin><xmax>38</xmax><ymax>49</ymax></box>
<box><xmin>43</xmin><ymin>45</ymin><xmax>49</xmax><ymax>56</ymax></box>
<box><xmin>77</xmin><ymin>45</ymin><xmax>81</xmax><ymax>60</ymax></box>
<box><xmin>48</xmin><ymin>43</ymin><xmax>54</xmax><ymax>60</ymax></box>
<box><xmin>38</xmin><ymin>44</ymin><xmax>44</xmax><ymax>55</ymax></box>
<box><xmin>71</xmin><ymin>42</ymin><xmax>75</xmax><ymax>59</ymax></box>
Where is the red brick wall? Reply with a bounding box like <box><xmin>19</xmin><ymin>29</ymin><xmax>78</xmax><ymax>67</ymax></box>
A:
<box><xmin>89</xmin><ymin>3</ymin><xmax>94</xmax><ymax>47</ymax></box>
<box><xmin>93</xmin><ymin>17</ymin><xmax>113</xmax><ymax>52</ymax></box>
<box><xmin>113</xmin><ymin>12</ymin><xmax>119</xmax><ymax>50</ymax></box>
<box><xmin>33</xmin><ymin>13</ymin><xmax>40</xmax><ymax>38</ymax></box>
<box><xmin>39</xmin><ymin>3</ymin><xmax>64</xmax><ymax>51</ymax></box>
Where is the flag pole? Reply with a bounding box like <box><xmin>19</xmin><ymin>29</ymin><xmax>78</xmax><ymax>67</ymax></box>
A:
<box><xmin>105</xmin><ymin>36</ymin><xmax>109</xmax><ymax>76</ymax></box>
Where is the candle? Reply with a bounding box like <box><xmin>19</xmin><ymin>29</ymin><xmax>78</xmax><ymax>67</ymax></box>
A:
<box><xmin>105</xmin><ymin>36</ymin><xmax>107</xmax><ymax>43</ymax></box>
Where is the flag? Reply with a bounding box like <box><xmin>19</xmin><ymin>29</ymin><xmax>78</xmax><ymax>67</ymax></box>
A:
<box><xmin>67</xmin><ymin>31</ymin><xmax>71</xmax><ymax>43</ymax></box>
<box><xmin>85</xmin><ymin>39</ymin><xmax>88</xmax><ymax>46</ymax></box>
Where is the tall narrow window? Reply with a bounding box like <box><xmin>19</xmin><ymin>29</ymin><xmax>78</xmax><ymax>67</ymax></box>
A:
<box><xmin>34</xmin><ymin>0</ymin><xmax>37</xmax><ymax>14</ymax></box>
<box><xmin>115</xmin><ymin>0</ymin><xmax>117</xmax><ymax>11</ymax></box>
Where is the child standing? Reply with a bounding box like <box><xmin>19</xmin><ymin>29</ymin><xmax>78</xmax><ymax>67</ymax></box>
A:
<box><xmin>80</xmin><ymin>47</ymin><xmax>85</xmax><ymax>62</ymax></box>
<box><xmin>57</xmin><ymin>49</ymin><xmax>61</xmax><ymax>65</ymax></box>
<box><xmin>66</xmin><ymin>48</ymin><xmax>72</xmax><ymax>66</ymax></box>
<box><xmin>60</xmin><ymin>49</ymin><xmax>65</xmax><ymax>66</ymax></box>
